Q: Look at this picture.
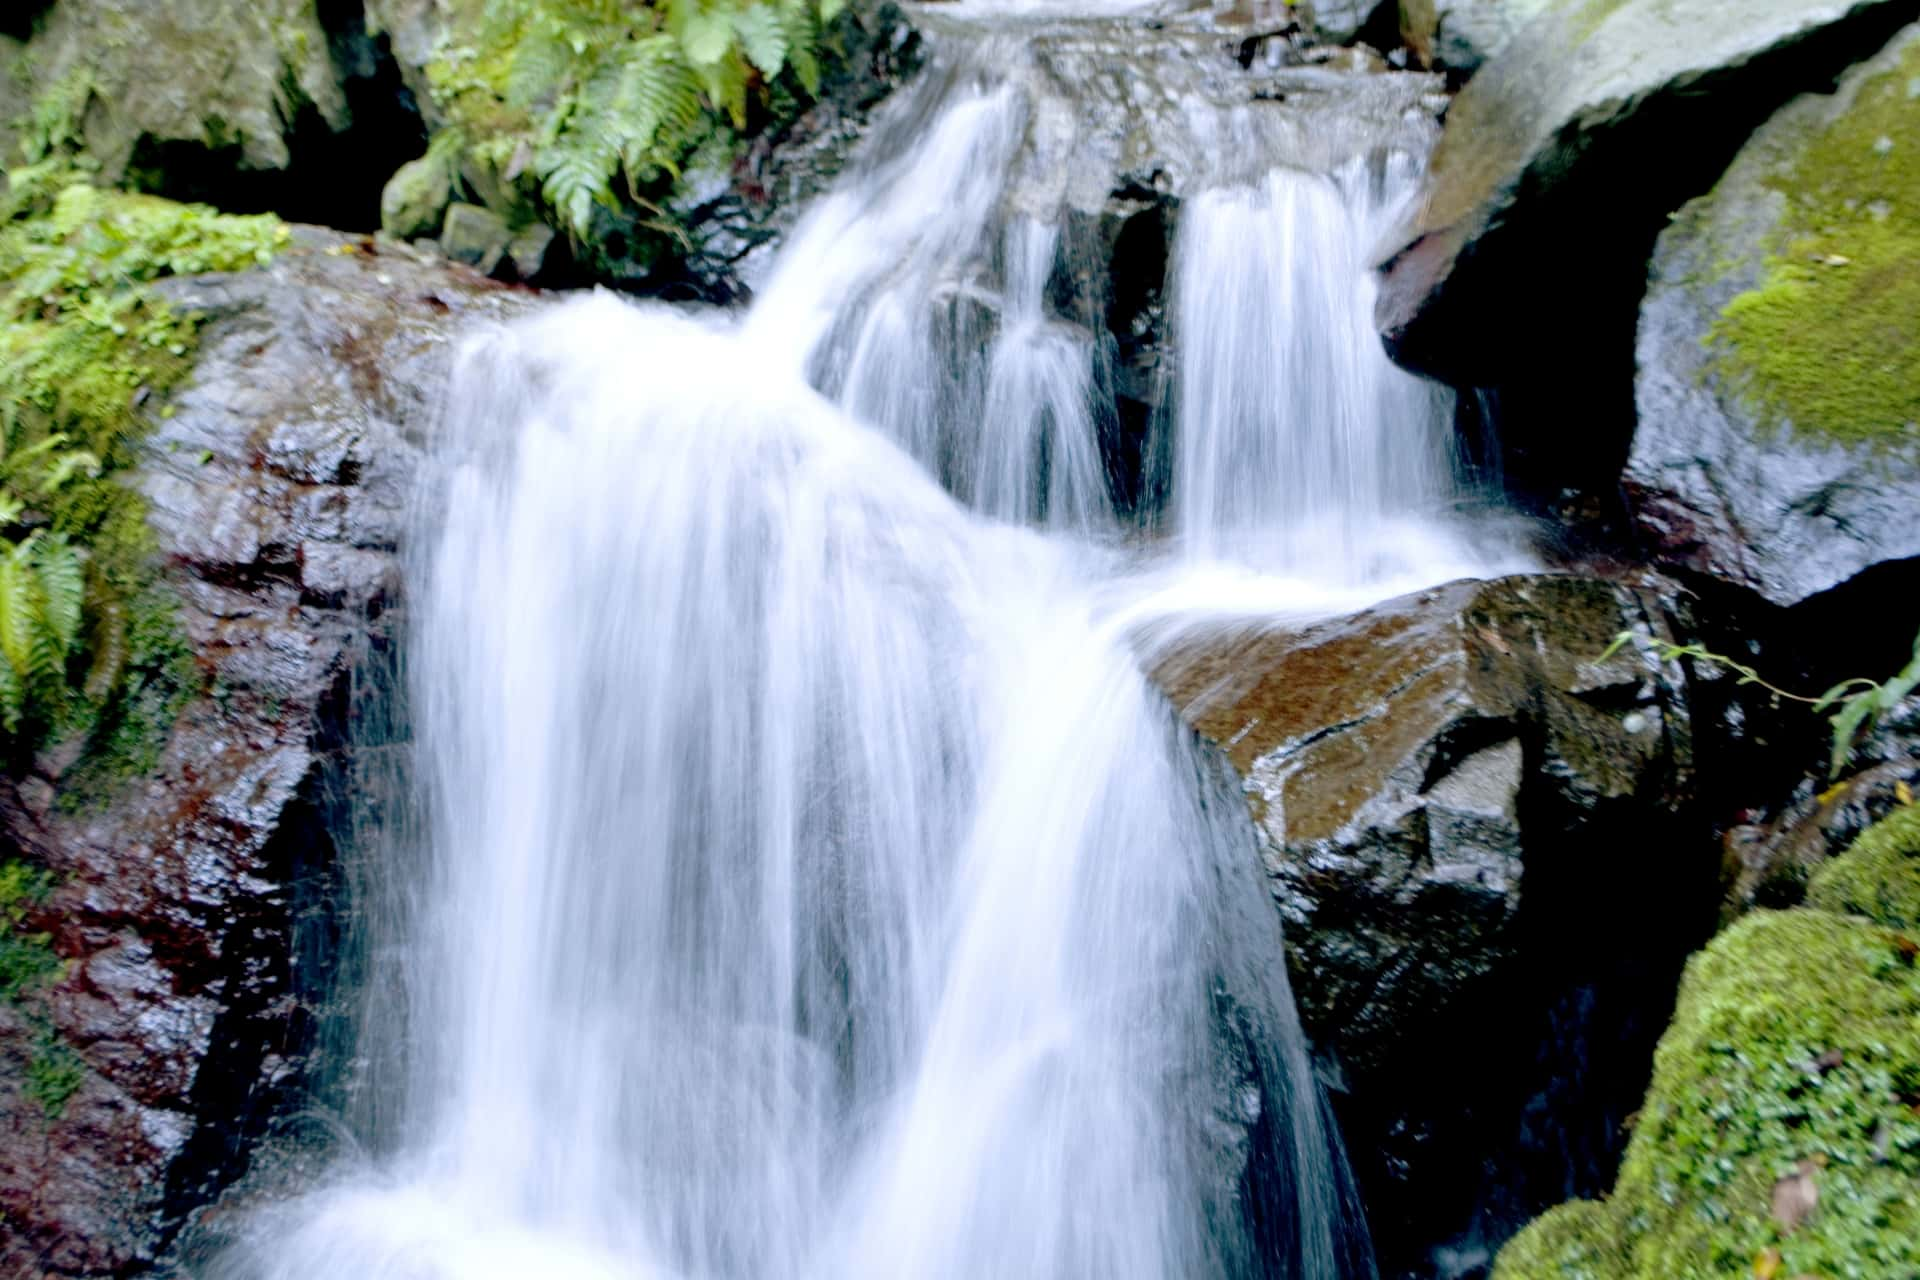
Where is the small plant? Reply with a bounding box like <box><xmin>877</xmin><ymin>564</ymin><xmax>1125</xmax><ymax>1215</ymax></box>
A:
<box><xmin>414</xmin><ymin>0</ymin><xmax>847</xmax><ymax>242</ymax></box>
<box><xmin>0</xmin><ymin>169</ymin><xmax>283</xmax><ymax>760</ymax></box>
<box><xmin>1603</xmin><ymin>627</ymin><xmax>1920</xmax><ymax>778</ymax></box>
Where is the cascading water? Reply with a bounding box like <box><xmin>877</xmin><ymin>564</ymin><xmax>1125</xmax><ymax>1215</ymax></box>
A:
<box><xmin>1165</xmin><ymin>155</ymin><xmax>1456</xmax><ymax>573</ymax></box>
<box><xmin>207</xmin><ymin>13</ymin><xmax>1522</xmax><ymax>1280</ymax></box>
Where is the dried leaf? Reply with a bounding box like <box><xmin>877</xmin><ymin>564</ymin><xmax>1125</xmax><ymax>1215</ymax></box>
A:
<box><xmin>1754</xmin><ymin>1247</ymin><xmax>1783</xmax><ymax>1279</ymax></box>
<box><xmin>1770</xmin><ymin>1160</ymin><xmax>1819</xmax><ymax>1235</ymax></box>
<box><xmin>1898</xmin><ymin>779</ymin><xmax>1914</xmax><ymax>806</ymax></box>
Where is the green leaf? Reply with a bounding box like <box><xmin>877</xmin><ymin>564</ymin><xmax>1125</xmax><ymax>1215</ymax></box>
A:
<box><xmin>733</xmin><ymin>4</ymin><xmax>789</xmax><ymax>77</ymax></box>
<box><xmin>1829</xmin><ymin>693</ymin><xmax>1875</xmax><ymax>779</ymax></box>
<box><xmin>819</xmin><ymin>0</ymin><xmax>847</xmax><ymax>22</ymax></box>
<box><xmin>34</xmin><ymin>536</ymin><xmax>83</xmax><ymax>655</ymax></box>
<box><xmin>778</xmin><ymin>0</ymin><xmax>821</xmax><ymax>94</ymax></box>
<box><xmin>676</xmin><ymin>5</ymin><xmax>734</xmax><ymax>67</ymax></box>
<box><xmin>699</xmin><ymin>53</ymin><xmax>750</xmax><ymax>129</ymax></box>
<box><xmin>0</xmin><ymin>540</ymin><xmax>40</xmax><ymax>685</ymax></box>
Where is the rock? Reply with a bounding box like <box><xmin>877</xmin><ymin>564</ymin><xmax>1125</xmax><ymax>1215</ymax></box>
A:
<box><xmin>1406</xmin><ymin>0</ymin><xmax>1555</xmax><ymax>74</ymax></box>
<box><xmin>1373</xmin><ymin>0</ymin><xmax>1920</xmax><ymax>510</ymax></box>
<box><xmin>1495</xmin><ymin>903</ymin><xmax>1920</xmax><ymax>1277</ymax></box>
<box><xmin>5</xmin><ymin>0</ymin><xmax>343</xmax><ymax>177</ymax></box>
<box><xmin>380</xmin><ymin>155</ymin><xmax>452</xmax><ymax>241</ymax></box>
<box><xmin>438</xmin><ymin>201</ymin><xmax>513</xmax><ymax>276</ymax></box>
<box><xmin>507</xmin><ymin>222</ymin><xmax>559</xmax><ymax>282</ymax></box>
<box><xmin>0</xmin><ymin>229</ymin><xmax>537</xmax><ymax>1277</ymax></box>
<box><xmin>1302</xmin><ymin>0</ymin><xmax>1379</xmax><ymax>44</ymax></box>
<box><xmin>1628</xmin><ymin>25</ymin><xmax>1920</xmax><ymax>606</ymax></box>
<box><xmin>1150</xmin><ymin>573</ymin><xmax>1707</xmax><ymax>1274</ymax></box>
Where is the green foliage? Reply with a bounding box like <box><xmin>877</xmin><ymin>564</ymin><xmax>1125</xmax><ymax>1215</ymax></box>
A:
<box><xmin>418</xmin><ymin>0</ymin><xmax>844</xmax><ymax>243</ymax></box>
<box><xmin>1602</xmin><ymin>627</ymin><xmax>1920</xmax><ymax>778</ymax></box>
<box><xmin>1492</xmin><ymin>1201</ymin><xmax>1621</xmax><ymax>1280</ymax></box>
<box><xmin>1808</xmin><ymin>803</ymin><xmax>1920</xmax><ymax>933</ymax></box>
<box><xmin>0</xmin><ymin>173</ymin><xmax>284</xmax><ymax>760</ymax></box>
<box><xmin>0</xmin><ymin>859</ymin><xmax>58</xmax><ymax>1000</ymax></box>
<box><xmin>24</xmin><ymin>1024</ymin><xmax>83</xmax><ymax>1118</ymax></box>
<box><xmin>1707</xmin><ymin>40</ymin><xmax>1920</xmax><ymax>449</ymax></box>
<box><xmin>1495</xmin><ymin>813</ymin><xmax>1920</xmax><ymax>1280</ymax></box>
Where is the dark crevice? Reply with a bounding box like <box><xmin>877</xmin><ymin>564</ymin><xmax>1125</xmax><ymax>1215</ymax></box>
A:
<box><xmin>1395</xmin><ymin>1</ymin><xmax>1920</xmax><ymax>556</ymax></box>
<box><xmin>127</xmin><ymin>2</ymin><xmax>426</xmax><ymax>232</ymax></box>
<box><xmin>0</xmin><ymin>1</ymin><xmax>52</xmax><ymax>41</ymax></box>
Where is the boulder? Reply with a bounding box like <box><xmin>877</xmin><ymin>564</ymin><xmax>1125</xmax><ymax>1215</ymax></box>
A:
<box><xmin>1628</xmin><ymin>24</ymin><xmax>1920</xmax><ymax>606</ymax></box>
<box><xmin>6</xmin><ymin>0</ymin><xmax>346</xmax><ymax>177</ymax></box>
<box><xmin>1373</xmin><ymin>0</ymin><xmax>1920</xmax><ymax>507</ymax></box>
<box><xmin>1150</xmin><ymin>574</ymin><xmax>1709</xmax><ymax>1275</ymax></box>
<box><xmin>379</xmin><ymin>154</ymin><xmax>452</xmax><ymax>242</ymax></box>
<box><xmin>0</xmin><ymin>231</ymin><xmax>536</xmax><ymax>1277</ymax></box>
<box><xmin>1495</xmin><ymin>810</ymin><xmax>1920</xmax><ymax>1279</ymax></box>
<box><xmin>1397</xmin><ymin>0</ymin><xmax>1555</xmax><ymax>74</ymax></box>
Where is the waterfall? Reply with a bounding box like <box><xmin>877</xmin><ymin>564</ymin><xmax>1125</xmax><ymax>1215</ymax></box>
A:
<box><xmin>206</xmin><ymin>22</ymin><xmax>1521</xmax><ymax>1280</ymax></box>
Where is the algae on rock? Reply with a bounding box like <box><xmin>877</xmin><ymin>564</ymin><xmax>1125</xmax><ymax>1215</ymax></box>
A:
<box><xmin>0</xmin><ymin>175</ymin><xmax>286</xmax><ymax>762</ymax></box>
<box><xmin>1629</xmin><ymin>22</ymin><xmax>1920</xmax><ymax>606</ymax></box>
<box><xmin>1494</xmin><ymin>807</ymin><xmax>1920</xmax><ymax>1279</ymax></box>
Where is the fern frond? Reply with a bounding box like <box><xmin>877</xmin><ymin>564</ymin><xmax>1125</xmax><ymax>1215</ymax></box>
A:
<box><xmin>33</xmin><ymin>536</ymin><xmax>83</xmax><ymax>656</ymax></box>
<box><xmin>669</xmin><ymin>0</ymin><xmax>736</xmax><ymax>67</ymax></box>
<box><xmin>0</xmin><ymin>651</ymin><xmax>20</xmax><ymax>737</ymax></box>
<box><xmin>733</xmin><ymin>3</ymin><xmax>789</xmax><ymax>78</ymax></box>
<box><xmin>698</xmin><ymin>53</ymin><xmax>751</xmax><ymax>130</ymax></box>
<box><xmin>610</xmin><ymin>35</ymin><xmax>704</xmax><ymax>176</ymax></box>
<box><xmin>37</xmin><ymin>450</ymin><xmax>102</xmax><ymax>494</ymax></box>
<box><xmin>0</xmin><ymin>540</ymin><xmax>40</xmax><ymax>688</ymax></box>
<box><xmin>540</xmin><ymin>133</ymin><xmax>620</xmax><ymax>238</ymax></box>
<box><xmin>778</xmin><ymin>0</ymin><xmax>821</xmax><ymax>95</ymax></box>
<box><xmin>508</xmin><ymin>26</ymin><xmax>575</xmax><ymax>108</ymax></box>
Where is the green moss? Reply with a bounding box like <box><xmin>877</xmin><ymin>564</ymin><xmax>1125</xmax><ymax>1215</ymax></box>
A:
<box><xmin>1495</xmin><ymin>909</ymin><xmax>1920</xmax><ymax>1278</ymax></box>
<box><xmin>1808</xmin><ymin>803</ymin><xmax>1920</xmax><ymax>932</ymax></box>
<box><xmin>1708</xmin><ymin>40</ymin><xmax>1920</xmax><ymax>449</ymax></box>
<box><xmin>1491</xmin><ymin>1201</ymin><xmax>1623</xmax><ymax>1280</ymax></box>
<box><xmin>0</xmin><ymin>176</ymin><xmax>284</xmax><ymax>769</ymax></box>
<box><xmin>0</xmin><ymin>858</ymin><xmax>58</xmax><ymax>999</ymax></box>
<box><xmin>23</xmin><ymin>1024</ymin><xmax>82</xmax><ymax>1118</ymax></box>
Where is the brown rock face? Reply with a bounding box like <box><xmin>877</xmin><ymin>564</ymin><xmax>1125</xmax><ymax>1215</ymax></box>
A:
<box><xmin>0</xmin><ymin>232</ymin><xmax>534</xmax><ymax>1278</ymax></box>
<box><xmin>1150</xmin><ymin>573</ymin><xmax>1711</xmax><ymax>1272</ymax></box>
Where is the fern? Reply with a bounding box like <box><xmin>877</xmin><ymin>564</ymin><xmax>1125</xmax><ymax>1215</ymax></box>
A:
<box><xmin>0</xmin><ymin>535</ymin><xmax>81</xmax><ymax>734</ymax></box>
<box><xmin>539</xmin><ymin>125</ymin><xmax>622</xmax><ymax>238</ymax></box>
<box><xmin>443</xmin><ymin>0</ymin><xmax>847</xmax><ymax>245</ymax></box>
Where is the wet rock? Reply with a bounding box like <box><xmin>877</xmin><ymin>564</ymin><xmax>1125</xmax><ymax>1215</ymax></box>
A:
<box><xmin>0</xmin><ymin>230</ymin><xmax>537</xmax><ymax>1277</ymax></box>
<box><xmin>1374</xmin><ymin>0</ymin><xmax>1920</xmax><ymax>513</ymax></box>
<box><xmin>2</xmin><ymin>1</ymin><xmax>426</xmax><ymax>230</ymax></box>
<box><xmin>1151</xmin><ymin>573</ymin><xmax>1710</xmax><ymax>1276</ymax></box>
<box><xmin>1398</xmin><ymin>0</ymin><xmax>1554</xmax><ymax>74</ymax></box>
<box><xmin>1628</xmin><ymin>24</ymin><xmax>1920</xmax><ymax>607</ymax></box>
<box><xmin>439</xmin><ymin>201</ymin><xmax>513</xmax><ymax>276</ymax></box>
<box><xmin>380</xmin><ymin>155</ymin><xmax>452</xmax><ymax>241</ymax></box>
<box><xmin>2</xmin><ymin>0</ymin><xmax>346</xmax><ymax>179</ymax></box>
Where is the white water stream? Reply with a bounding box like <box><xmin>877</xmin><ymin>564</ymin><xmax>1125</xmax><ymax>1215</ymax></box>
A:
<box><xmin>210</xmin><ymin>25</ymin><xmax>1519</xmax><ymax>1280</ymax></box>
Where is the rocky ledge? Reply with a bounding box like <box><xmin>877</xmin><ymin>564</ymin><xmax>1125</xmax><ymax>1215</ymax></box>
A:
<box><xmin>0</xmin><ymin>232</ymin><xmax>534</xmax><ymax>1277</ymax></box>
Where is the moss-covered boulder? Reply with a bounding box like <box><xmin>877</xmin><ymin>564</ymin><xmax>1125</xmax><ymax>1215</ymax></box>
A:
<box><xmin>1493</xmin><ymin>812</ymin><xmax>1920</xmax><ymax>1278</ymax></box>
<box><xmin>1809</xmin><ymin>803</ymin><xmax>1920</xmax><ymax>932</ymax></box>
<box><xmin>2</xmin><ymin>0</ymin><xmax>348</xmax><ymax>181</ymax></box>
<box><xmin>1374</xmin><ymin>0</ymin><xmax>1918</xmax><ymax>516</ymax></box>
<box><xmin>1630</xmin><ymin>24</ymin><xmax>1920</xmax><ymax>606</ymax></box>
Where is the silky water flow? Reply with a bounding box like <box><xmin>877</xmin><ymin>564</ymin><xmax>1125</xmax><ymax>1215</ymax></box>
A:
<box><xmin>209</xmin><ymin>31</ymin><xmax>1517</xmax><ymax>1280</ymax></box>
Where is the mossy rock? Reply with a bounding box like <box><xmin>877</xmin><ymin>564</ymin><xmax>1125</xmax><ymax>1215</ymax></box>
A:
<box><xmin>1495</xmin><ymin>905</ymin><xmax>1920</xmax><ymax>1278</ymax></box>
<box><xmin>1808</xmin><ymin>803</ymin><xmax>1920</xmax><ymax>933</ymax></box>
<box><xmin>1492</xmin><ymin>1200</ymin><xmax>1623</xmax><ymax>1280</ymax></box>
<box><xmin>1629</xmin><ymin>23</ymin><xmax>1920</xmax><ymax>607</ymax></box>
<box><xmin>1</xmin><ymin>177</ymin><xmax>283</xmax><ymax>764</ymax></box>
<box><xmin>5</xmin><ymin>0</ymin><xmax>346</xmax><ymax>180</ymax></box>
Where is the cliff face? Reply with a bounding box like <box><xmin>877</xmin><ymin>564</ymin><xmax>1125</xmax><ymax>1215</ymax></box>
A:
<box><xmin>0</xmin><ymin>232</ymin><xmax>535</xmax><ymax>1277</ymax></box>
